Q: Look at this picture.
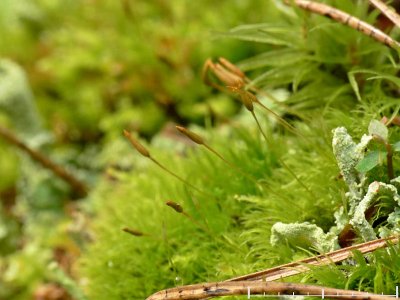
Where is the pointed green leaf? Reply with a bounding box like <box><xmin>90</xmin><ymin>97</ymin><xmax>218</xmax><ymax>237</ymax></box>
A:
<box><xmin>355</xmin><ymin>151</ymin><xmax>386</xmax><ymax>173</ymax></box>
<box><xmin>348</xmin><ymin>71</ymin><xmax>361</xmax><ymax>101</ymax></box>
<box><xmin>237</xmin><ymin>49</ymin><xmax>309</xmax><ymax>71</ymax></box>
<box><xmin>393</xmin><ymin>141</ymin><xmax>400</xmax><ymax>152</ymax></box>
<box><xmin>368</xmin><ymin>119</ymin><xmax>388</xmax><ymax>141</ymax></box>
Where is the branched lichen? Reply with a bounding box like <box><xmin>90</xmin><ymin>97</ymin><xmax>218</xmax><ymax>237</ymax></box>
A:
<box><xmin>332</xmin><ymin>127</ymin><xmax>372</xmax><ymax>213</ymax></box>
<box><xmin>350</xmin><ymin>181</ymin><xmax>400</xmax><ymax>241</ymax></box>
<box><xmin>271</xmin><ymin>125</ymin><xmax>400</xmax><ymax>251</ymax></box>
<box><xmin>270</xmin><ymin>222</ymin><xmax>338</xmax><ymax>252</ymax></box>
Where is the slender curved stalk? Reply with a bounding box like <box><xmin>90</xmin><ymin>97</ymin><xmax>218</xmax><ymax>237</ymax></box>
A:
<box><xmin>150</xmin><ymin>158</ymin><xmax>211</xmax><ymax>198</ymax></box>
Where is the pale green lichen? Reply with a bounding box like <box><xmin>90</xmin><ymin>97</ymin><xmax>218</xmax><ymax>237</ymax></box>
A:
<box><xmin>270</xmin><ymin>126</ymin><xmax>400</xmax><ymax>252</ymax></box>
<box><xmin>350</xmin><ymin>181</ymin><xmax>400</xmax><ymax>241</ymax></box>
<box><xmin>332</xmin><ymin>127</ymin><xmax>372</xmax><ymax>213</ymax></box>
<box><xmin>0</xmin><ymin>59</ymin><xmax>44</xmax><ymax>143</ymax></box>
<box><xmin>332</xmin><ymin>206</ymin><xmax>348</xmax><ymax>235</ymax></box>
<box><xmin>270</xmin><ymin>222</ymin><xmax>338</xmax><ymax>252</ymax></box>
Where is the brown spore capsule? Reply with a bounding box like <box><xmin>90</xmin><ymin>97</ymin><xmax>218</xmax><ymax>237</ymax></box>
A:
<box><xmin>123</xmin><ymin>130</ymin><xmax>151</xmax><ymax>158</ymax></box>
<box><xmin>166</xmin><ymin>200</ymin><xmax>184</xmax><ymax>213</ymax></box>
<box><xmin>175</xmin><ymin>126</ymin><xmax>204</xmax><ymax>145</ymax></box>
<box><xmin>122</xmin><ymin>227</ymin><xmax>145</xmax><ymax>237</ymax></box>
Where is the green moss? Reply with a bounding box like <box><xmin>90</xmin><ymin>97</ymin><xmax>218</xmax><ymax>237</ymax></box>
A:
<box><xmin>79</xmin><ymin>0</ymin><xmax>400</xmax><ymax>297</ymax></box>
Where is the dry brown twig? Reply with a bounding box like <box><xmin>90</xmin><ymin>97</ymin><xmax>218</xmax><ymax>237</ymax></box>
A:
<box><xmin>146</xmin><ymin>281</ymin><xmax>393</xmax><ymax>300</ymax></box>
<box><xmin>286</xmin><ymin>0</ymin><xmax>400</xmax><ymax>49</ymax></box>
<box><xmin>147</xmin><ymin>236</ymin><xmax>399</xmax><ymax>299</ymax></box>
<box><xmin>228</xmin><ymin>235</ymin><xmax>399</xmax><ymax>282</ymax></box>
<box><xmin>369</xmin><ymin>0</ymin><xmax>400</xmax><ymax>29</ymax></box>
<box><xmin>0</xmin><ymin>124</ymin><xmax>87</xmax><ymax>198</ymax></box>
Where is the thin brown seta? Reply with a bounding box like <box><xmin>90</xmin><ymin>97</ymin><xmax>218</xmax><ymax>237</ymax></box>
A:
<box><xmin>175</xmin><ymin>125</ymin><xmax>259</xmax><ymax>183</ymax></box>
<box><xmin>232</xmin><ymin>85</ymin><xmax>301</xmax><ymax>137</ymax></box>
<box><xmin>176</xmin><ymin>124</ymin><xmax>305</xmax><ymax>204</ymax></box>
<box><xmin>123</xmin><ymin>130</ymin><xmax>210</xmax><ymax>197</ymax></box>
<box><xmin>252</xmin><ymin>96</ymin><xmax>301</xmax><ymax>136</ymax></box>
<box><xmin>175</xmin><ymin>126</ymin><xmax>306</xmax><ymax>202</ymax></box>
<box><xmin>287</xmin><ymin>0</ymin><xmax>400</xmax><ymax>49</ymax></box>
<box><xmin>165</xmin><ymin>200</ymin><xmax>211</xmax><ymax>234</ymax></box>
<box><xmin>252</xmin><ymin>112</ymin><xmax>315</xmax><ymax>199</ymax></box>
<box><xmin>232</xmin><ymin>89</ymin><xmax>316</xmax><ymax>199</ymax></box>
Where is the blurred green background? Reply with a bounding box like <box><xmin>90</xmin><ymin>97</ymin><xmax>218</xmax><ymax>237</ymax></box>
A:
<box><xmin>0</xmin><ymin>1</ymin><xmax>273</xmax><ymax>299</ymax></box>
<box><xmin>5</xmin><ymin>1</ymin><xmax>400</xmax><ymax>299</ymax></box>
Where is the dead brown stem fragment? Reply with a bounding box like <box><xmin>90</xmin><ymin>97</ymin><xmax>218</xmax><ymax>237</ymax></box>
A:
<box><xmin>146</xmin><ymin>280</ymin><xmax>392</xmax><ymax>300</ymax></box>
<box><xmin>146</xmin><ymin>237</ymin><xmax>399</xmax><ymax>299</ymax></box>
<box><xmin>0</xmin><ymin>125</ymin><xmax>87</xmax><ymax>198</ymax></box>
<box><xmin>165</xmin><ymin>200</ymin><xmax>213</xmax><ymax>235</ymax></box>
<box><xmin>369</xmin><ymin>0</ymin><xmax>400</xmax><ymax>29</ymax></box>
<box><xmin>228</xmin><ymin>235</ymin><xmax>399</xmax><ymax>282</ymax></box>
<box><xmin>287</xmin><ymin>0</ymin><xmax>400</xmax><ymax>49</ymax></box>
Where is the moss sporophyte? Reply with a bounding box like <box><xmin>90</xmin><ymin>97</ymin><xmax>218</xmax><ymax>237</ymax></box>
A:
<box><xmin>138</xmin><ymin>118</ymin><xmax>400</xmax><ymax>299</ymax></box>
<box><xmin>80</xmin><ymin>1</ymin><xmax>400</xmax><ymax>299</ymax></box>
<box><xmin>124</xmin><ymin>108</ymin><xmax>400</xmax><ymax>299</ymax></box>
<box><xmin>6</xmin><ymin>1</ymin><xmax>400</xmax><ymax>299</ymax></box>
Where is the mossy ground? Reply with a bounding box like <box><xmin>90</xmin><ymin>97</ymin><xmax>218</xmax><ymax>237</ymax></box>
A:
<box><xmin>80</xmin><ymin>0</ymin><xmax>400</xmax><ymax>298</ymax></box>
<box><xmin>80</xmin><ymin>100</ymin><xmax>400</xmax><ymax>299</ymax></box>
<box><xmin>2</xmin><ymin>0</ymin><xmax>400</xmax><ymax>299</ymax></box>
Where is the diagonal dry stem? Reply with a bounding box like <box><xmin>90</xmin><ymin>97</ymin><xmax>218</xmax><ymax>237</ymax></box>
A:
<box><xmin>227</xmin><ymin>235</ymin><xmax>399</xmax><ymax>282</ymax></box>
<box><xmin>146</xmin><ymin>236</ymin><xmax>399</xmax><ymax>299</ymax></box>
<box><xmin>0</xmin><ymin>125</ymin><xmax>88</xmax><ymax>198</ymax></box>
<box><xmin>146</xmin><ymin>280</ymin><xmax>393</xmax><ymax>300</ymax></box>
<box><xmin>286</xmin><ymin>0</ymin><xmax>400</xmax><ymax>49</ymax></box>
<box><xmin>369</xmin><ymin>0</ymin><xmax>400</xmax><ymax>29</ymax></box>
